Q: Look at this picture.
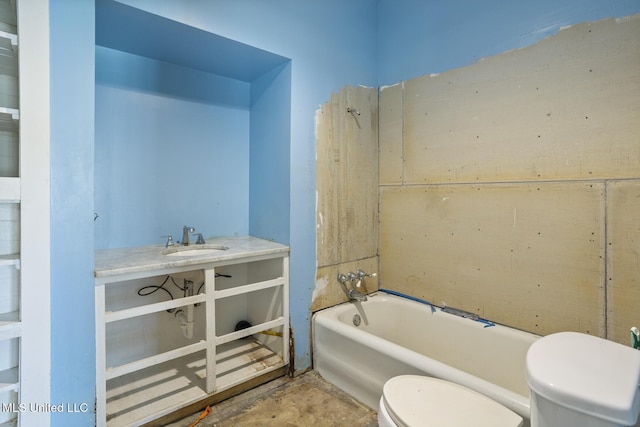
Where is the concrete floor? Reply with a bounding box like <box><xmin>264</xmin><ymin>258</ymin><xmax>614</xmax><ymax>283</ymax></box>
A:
<box><xmin>167</xmin><ymin>371</ymin><xmax>378</xmax><ymax>427</ymax></box>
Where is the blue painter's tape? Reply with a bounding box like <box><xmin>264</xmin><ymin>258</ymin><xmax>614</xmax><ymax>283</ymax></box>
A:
<box><xmin>478</xmin><ymin>318</ymin><xmax>496</xmax><ymax>328</ymax></box>
<box><xmin>379</xmin><ymin>288</ymin><xmax>495</xmax><ymax>327</ymax></box>
<box><xmin>379</xmin><ymin>288</ymin><xmax>436</xmax><ymax>312</ymax></box>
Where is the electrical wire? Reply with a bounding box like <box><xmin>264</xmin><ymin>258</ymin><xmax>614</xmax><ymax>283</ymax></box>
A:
<box><xmin>138</xmin><ymin>274</ymin><xmax>232</xmax><ymax>309</ymax></box>
<box><xmin>196</xmin><ymin>273</ymin><xmax>231</xmax><ymax>294</ymax></box>
<box><xmin>137</xmin><ymin>275</ymin><xmax>179</xmax><ymax>312</ymax></box>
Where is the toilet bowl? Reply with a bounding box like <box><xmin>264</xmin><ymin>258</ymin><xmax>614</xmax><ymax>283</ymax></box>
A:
<box><xmin>526</xmin><ymin>332</ymin><xmax>640</xmax><ymax>427</ymax></box>
<box><xmin>378</xmin><ymin>375</ymin><xmax>523</xmax><ymax>427</ymax></box>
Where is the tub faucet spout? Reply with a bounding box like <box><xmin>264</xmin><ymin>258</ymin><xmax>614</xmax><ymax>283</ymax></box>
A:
<box><xmin>348</xmin><ymin>288</ymin><xmax>367</xmax><ymax>302</ymax></box>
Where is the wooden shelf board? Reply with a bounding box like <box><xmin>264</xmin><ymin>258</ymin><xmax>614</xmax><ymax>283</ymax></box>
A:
<box><xmin>0</xmin><ymin>366</ymin><xmax>18</xmax><ymax>393</ymax></box>
<box><xmin>0</xmin><ymin>106</ymin><xmax>18</xmax><ymax>120</ymax></box>
<box><xmin>0</xmin><ymin>177</ymin><xmax>19</xmax><ymax>201</ymax></box>
<box><xmin>0</xmin><ymin>111</ymin><xmax>17</xmax><ymax>132</ymax></box>
<box><xmin>105</xmin><ymin>339</ymin><xmax>284</xmax><ymax>427</ymax></box>
<box><xmin>0</xmin><ymin>2</ymin><xmax>17</xmax><ymax>37</ymax></box>
<box><xmin>0</xmin><ymin>418</ymin><xmax>18</xmax><ymax>427</ymax></box>
<box><xmin>0</xmin><ymin>29</ymin><xmax>16</xmax><ymax>47</ymax></box>
<box><xmin>0</xmin><ymin>253</ymin><xmax>19</xmax><ymax>268</ymax></box>
<box><xmin>0</xmin><ymin>311</ymin><xmax>20</xmax><ymax>340</ymax></box>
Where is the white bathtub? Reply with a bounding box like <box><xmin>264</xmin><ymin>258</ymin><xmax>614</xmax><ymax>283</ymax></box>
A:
<box><xmin>312</xmin><ymin>292</ymin><xmax>539</xmax><ymax>423</ymax></box>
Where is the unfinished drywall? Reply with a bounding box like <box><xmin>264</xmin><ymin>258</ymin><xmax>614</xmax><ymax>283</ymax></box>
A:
<box><xmin>401</xmin><ymin>17</ymin><xmax>640</xmax><ymax>184</ymax></box>
<box><xmin>379</xmin><ymin>16</ymin><xmax>640</xmax><ymax>341</ymax></box>
<box><xmin>380</xmin><ymin>183</ymin><xmax>606</xmax><ymax>336</ymax></box>
<box><xmin>607</xmin><ymin>180</ymin><xmax>640</xmax><ymax>344</ymax></box>
<box><xmin>379</xmin><ymin>83</ymin><xmax>403</xmax><ymax>185</ymax></box>
<box><xmin>314</xmin><ymin>85</ymin><xmax>379</xmax><ymax>310</ymax></box>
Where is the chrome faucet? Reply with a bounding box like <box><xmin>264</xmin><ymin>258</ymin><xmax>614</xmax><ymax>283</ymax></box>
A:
<box><xmin>348</xmin><ymin>288</ymin><xmax>368</xmax><ymax>302</ymax></box>
<box><xmin>338</xmin><ymin>271</ymin><xmax>374</xmax><ymax>302</ymax></box>
<box><xmin>182</xmin><ymin>226</ymin><xmax>195</xmax><ymax>246</ymax></box>
<box><xmin>356</xmin><ymin>269</ymin><xmax>377</xmax><ymax>280</ymax></box>
<box><xmin>161</xmin><ymin>235</ymin><xmax>175</xmax><ymax>247</ymax></box>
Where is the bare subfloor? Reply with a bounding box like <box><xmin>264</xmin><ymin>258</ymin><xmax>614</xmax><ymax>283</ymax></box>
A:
<box><xmin>166</xmin><ymin>371</ymin><xmax>378</xmax><ymax>427</ymax></box>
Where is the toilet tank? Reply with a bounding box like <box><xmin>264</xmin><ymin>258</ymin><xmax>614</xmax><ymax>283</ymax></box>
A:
<box><xmin>526</xmin><ymin>332</ymin><xmax>640</xmax><ymax>427</ymax></box>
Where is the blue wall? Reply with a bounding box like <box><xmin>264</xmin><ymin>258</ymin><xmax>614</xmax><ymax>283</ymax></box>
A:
<box><xmin>378</xmin><ymin>0</ymin><xmax>640</xmax><ymax>84</ymax></box>
<box><xmin>94</xmin><ymin>47</ymin><xmax>252</xmax><ymax>248</ymax></box>
<box><xmin>50</xmin><ymin>0</ymin><xmax>95</xmax><ymax>426</ymax></box>
<box><xmin>249</xmin><ymin>62</ymin><xmax>292</xmax><ymax>244</ymax></box>
<box><xmin>48</xmin><ymin>2</ymin><xmax>640</xmax><ymax>426</ymax></box>
<box><xmin>112</xmin><ymin>0</ymin><xmax>379</xmax><ymax>374</ymax></box>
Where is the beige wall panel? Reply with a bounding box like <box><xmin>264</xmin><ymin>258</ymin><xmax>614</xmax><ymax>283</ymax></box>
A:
<box><xmin>316</xmin><ymin>85</ymin><xmax>379</xmax><ymax>268</ymax></box>
<box><xmin>607</xmin><ymin>180</ymin><xmax>640</xmax><ymax>345</ymax></box>
<box><xmin>311</xmin><ymin>256</ymin><xmax>379</xmax><ymax>312</ymax></box>
<box><xmin>403</xmin><ymin>16</ymin><xmax>640</xmax><ymax>184</ymax></box>
<box><xmin>379</xmin><ymin>182</ymin><xmax>606</xmax><ymax>336</ymax></box>
<box><xmin>316</xmin><ymin>96</ymin><xmax>340</xmax><ymax>266</ymax></box>
<box><xmin>379</xmin><ymin>83</ymin><xmax>403</xmax><ymax>185</ymax></box>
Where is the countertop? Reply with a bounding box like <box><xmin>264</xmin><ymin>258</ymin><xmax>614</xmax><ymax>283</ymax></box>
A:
<box><xmin>94</xmin><ymin>235</ymin><xmax>289</xmax><ymax>279</ymax></box>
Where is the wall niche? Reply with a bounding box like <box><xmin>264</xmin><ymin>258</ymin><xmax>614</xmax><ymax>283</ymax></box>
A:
<box><xmin>94</xmin><ymin>0</ymin><xmax>291</xmax><ymax>249</ymax></box>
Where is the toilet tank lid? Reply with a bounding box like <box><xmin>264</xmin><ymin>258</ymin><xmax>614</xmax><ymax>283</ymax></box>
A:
<box><xmin>526</xmin><ymin>332</ymin><xmax>640</xmax><ymax>425</ymax></box>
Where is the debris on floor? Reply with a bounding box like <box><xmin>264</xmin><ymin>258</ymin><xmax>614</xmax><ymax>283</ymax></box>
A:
<box><xmin>167</xmin><ymin>371</ymin><xmax>378</xmax><ymax>427</ymax></box>
<box><xmin>188</xmin><ymin>405</ymin><xmax>212</xmax><ymax>427</ymax></box>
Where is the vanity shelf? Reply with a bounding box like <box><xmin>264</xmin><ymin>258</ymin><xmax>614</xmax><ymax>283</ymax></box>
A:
<box><xmin>95</xmin><ymin>236</ymin><xmax>289</xmax><ymax>427</ymax></box>
<box><xmin>104</xmin><ymin>339</ymin><xmax>283</xmax><ymax>427</ymax></box>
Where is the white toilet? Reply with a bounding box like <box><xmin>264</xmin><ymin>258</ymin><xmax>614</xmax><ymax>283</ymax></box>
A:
<box><xmin>378</xmin><ymin>375</ymin><xmax>523</xmax><ymax>427</ymax></box>
<box><xmin>526</xmin><ymin>331</ymin><xmax>640</xmax><ymax>427</ymax></box>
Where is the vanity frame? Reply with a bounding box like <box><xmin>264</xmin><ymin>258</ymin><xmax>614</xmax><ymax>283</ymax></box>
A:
<box><xmin>94</xmin><ymin>237</ymin><xmax>289</xmax><ymax>426</ymax></box>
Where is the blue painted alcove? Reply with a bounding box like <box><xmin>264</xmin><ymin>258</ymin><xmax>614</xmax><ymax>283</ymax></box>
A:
<box><xmin>94</xmin><ymin>0</ymin><xmax>291</xmax><ymax>249</ymax></box>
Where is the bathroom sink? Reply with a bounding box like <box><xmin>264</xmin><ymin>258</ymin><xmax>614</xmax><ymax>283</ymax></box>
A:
<box><xmin>163</xmin><ymin>245</ymin><xmax>229</xmax><ymax>257</ymax></box>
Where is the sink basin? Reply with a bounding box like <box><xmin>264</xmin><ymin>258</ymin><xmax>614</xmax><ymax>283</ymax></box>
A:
<box><xmin>163</xmin><ymin>245</ymin><xmax>229</xmax><ymax>257</ymax></box>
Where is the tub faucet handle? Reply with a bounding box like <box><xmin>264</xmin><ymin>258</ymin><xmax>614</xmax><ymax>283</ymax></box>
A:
<box><xmin>356</xmin><ymin>269</ymin><xmax>377</xmax><ymax>279</ymax></box>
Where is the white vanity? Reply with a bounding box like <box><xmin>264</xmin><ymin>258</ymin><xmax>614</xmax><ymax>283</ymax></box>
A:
<box><xmin>94</xmin><ymin>236</ymin><xmax>289</xmax><ymax>427</ymax></box>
